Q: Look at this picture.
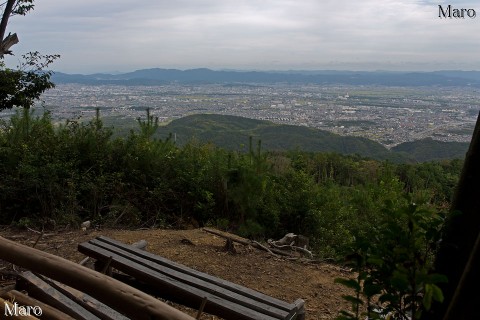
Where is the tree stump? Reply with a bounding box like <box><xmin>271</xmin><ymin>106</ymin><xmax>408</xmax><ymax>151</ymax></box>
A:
<box><xmin>222</xmin><ymin>238</ymin><xmax>236</xmax><ymax>254</ymax></box>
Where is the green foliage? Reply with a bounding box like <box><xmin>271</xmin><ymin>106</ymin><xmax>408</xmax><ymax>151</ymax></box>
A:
<box><xmin>151</xmin><ymin>114</ymin><xmax>467</xmax><ymax>162</ymax></box>
<box><xmin>154</xmin><ymin>114</ymin><xmax>397</xmax><ymax>160</ymax></box>
<box><xmin>11</xmin><ymin>0</ymin><xmax>35</xmax><ymax>16</ymax></box>
<box><xmin>137</xmin><ymin>107</ymin><xmax>159</xmax><ymax>141</ymax></box>
<box><xmin>0</xmin><ymin>109</ymin><xmax>459</xmax><ymax>268</ymax></box>
<box><xmin>238</xmin><ymin>219</ymin><xmax>265</xmax><ymax>240</ymax></box>
<box><xmin>335</xmin><ymin>203</ymin><xmax>448</xmax><ymax>320</ymax></box>
<box><xmin>392</xmin><ymin>138</ymin><xmax>469</xmax><ymax>162</ymax></box>
<box><xmin>0</xmin><ymin>52</ymin><xmax>59</xmax><ymax>110</ymax></box>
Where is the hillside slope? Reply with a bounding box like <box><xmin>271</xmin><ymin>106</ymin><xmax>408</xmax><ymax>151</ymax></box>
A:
<box><xmin>156</xmin><ymin>114</ymin><xmax>396</xmax><ymax>159</ymax></box>
<box><xmin>153</xmin><ymin>114</ymin><xmax>467</xmax><ymax>161</ymax></box>
<box><xmin>392</xmin><ymin>138</ymin><xmax>469</xmax><ymax>162</ymax></box>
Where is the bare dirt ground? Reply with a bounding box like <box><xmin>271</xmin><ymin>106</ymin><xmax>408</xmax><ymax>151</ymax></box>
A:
<box><xmin>0</xmin><ymin>227</ymin><xmax>353</xmax><ymax>320</ymax></box>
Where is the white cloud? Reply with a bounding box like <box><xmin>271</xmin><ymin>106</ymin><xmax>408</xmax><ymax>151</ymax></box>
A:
<box><xmin>4</xmin><ymin>0</ymin><xmax>480</xmax><ymax>72</ymax></box>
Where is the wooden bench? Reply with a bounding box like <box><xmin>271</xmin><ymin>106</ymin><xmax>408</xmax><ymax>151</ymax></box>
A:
<box><xmin>78</xmin><ymin>236</ymin><xmax>305</xmax><ymax>320</ymax></box>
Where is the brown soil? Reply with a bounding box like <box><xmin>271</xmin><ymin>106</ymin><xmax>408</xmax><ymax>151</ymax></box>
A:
<box><xmin>0</xmin><ymin>227</ymin><xmax>353</xmax><ymax>320</ymax></box>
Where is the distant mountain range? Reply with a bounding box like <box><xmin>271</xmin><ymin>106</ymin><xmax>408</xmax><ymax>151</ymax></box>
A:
<box><xmin>151</xmin><ymin>114</ymin><xmax>469</xmax><ymax>162</ymax></box>
<box><xmin>52</xmin><ymin>68</ymin><xmax>480</xmax><ymax>87</ymax></box>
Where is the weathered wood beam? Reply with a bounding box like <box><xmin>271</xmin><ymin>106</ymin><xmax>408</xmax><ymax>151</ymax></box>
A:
<box><xmin>79</xmin><ymin>238</ymin><xmax>146</xmax><ymax>266</ymax></box>
<box><xmin>0</xmin><ymin>236</ymin><xmax>194</xmax><ymax>320</ymax></box>
<box><xmin>79</xmin><ymin>240</ymin><xmax>287</xmax><ymax>320</ymax></box>
<box><xmin>17</xmin><ymin>271</ymin><xmax>102</xmax><ymax>320</ymax></box>
<box><xmin>47</xmin><ymin>278</ymin><xmax>129</xmax><ymax>320</ymax></box>
<box><xmin>80</xmin><ymin>236</ymin><xmax>306</xmax><ymax>320</ymax></box>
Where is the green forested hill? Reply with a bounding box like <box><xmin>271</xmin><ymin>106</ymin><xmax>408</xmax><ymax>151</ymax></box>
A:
<box><xmin>156</xmin><ymin>114</ymin><xmax>395</xmax><ymax>159</ymax></box>
<box><xmin>154</xmin><ymin>114</ymin><xmax>467</xmax><ymax>162</ymax></box>
<box><xmin>392</xmin><ymin>138</ymin><xmax>469</xmax><ymax>162</ymax></box>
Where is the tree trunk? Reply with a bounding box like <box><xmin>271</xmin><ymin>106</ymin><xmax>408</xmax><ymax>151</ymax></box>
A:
<box><xmin>426</xmin><ymin>111</ymin><xmax>480</xmax><ymax>320</ymax></box>
<box><xmin>0</xmin><ymin>0</ymin><xmax>16</xmax><ymax>44</ymax></box>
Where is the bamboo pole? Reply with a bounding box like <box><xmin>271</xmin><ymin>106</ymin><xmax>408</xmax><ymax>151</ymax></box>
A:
<box><xmin>0</xmin><ymin>236</ymin><xmax>194</xmax><ymax>320</ymax></box>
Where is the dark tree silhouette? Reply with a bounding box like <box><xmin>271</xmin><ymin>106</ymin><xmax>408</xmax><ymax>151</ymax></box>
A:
<box><xmin>0</xmin><ymin>0</ymin><xmax>59</xmax><ymax>110</ymax></box>
<box><xmin>426</xmin><ymin>111</ymin><xmax>480</xmax><ymax>320</ymax></box>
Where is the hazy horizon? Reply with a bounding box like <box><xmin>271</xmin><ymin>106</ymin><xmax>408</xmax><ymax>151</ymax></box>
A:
<box><xmin>55</xmin><ymin>67</ymin><xmax>480</xmax><ymax>76</ymax></box>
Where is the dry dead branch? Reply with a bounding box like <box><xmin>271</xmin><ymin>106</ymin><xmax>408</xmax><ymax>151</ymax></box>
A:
<box><xmin>203</xmin><ymin>228</ymin><xmax>295</xmax><ymax>257</ymax></box>
<box><xmin>268</xmin><ymin>239</ymin><xmax>314</xmax><ymax>259</ymax></box>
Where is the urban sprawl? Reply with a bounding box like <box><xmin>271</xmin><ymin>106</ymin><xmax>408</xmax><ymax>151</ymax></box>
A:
<box><xmin>5</xmin><ymin>83</ymin><xmax>479</xmax><ymax>148</ymax></box>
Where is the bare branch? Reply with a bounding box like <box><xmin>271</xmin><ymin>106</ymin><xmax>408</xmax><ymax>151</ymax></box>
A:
<box><xmin>0</xmin><ymin>32</ymin><xmax>18</xmax><ymax>56</ymax></box>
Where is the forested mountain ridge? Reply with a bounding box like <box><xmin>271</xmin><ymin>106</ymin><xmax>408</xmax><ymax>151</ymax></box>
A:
<box><xmin>153</xmin><ymin>114</ymin><xmax>468</xmax><ymax>162</ymax></box>
<box><xmin>392</xmin><ymin>138</ymin><xmax>470</xmax><ymax>162</ymax></box>
<box><xmin>52</xmin><ymin>68</ymin><xmax>480</xmax><ymax>87</ymax></box>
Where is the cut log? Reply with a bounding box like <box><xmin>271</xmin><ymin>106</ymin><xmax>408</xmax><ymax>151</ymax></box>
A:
<box><xmin>0</xmin><ymin>236</ymin><xmax>194</xmax><ymax>320</ymax></box>
<box><xmin>0</xmin><ymin>296</ymin><xmax>39</xmax><ymax>319</ymax></box>
<box><xmin>0</xmin><ymin>284</ymin><xmax>16</xmax><ymax>295</ymax></box>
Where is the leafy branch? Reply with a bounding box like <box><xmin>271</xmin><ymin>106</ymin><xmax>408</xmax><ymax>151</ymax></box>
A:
<box><xmin>335</xmin><ymin>203</ymin><xmax>448</xmax><ymax>320</ymax></box>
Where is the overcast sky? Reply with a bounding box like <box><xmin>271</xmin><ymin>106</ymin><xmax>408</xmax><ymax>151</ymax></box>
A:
<box><xmin>3</xmin><ymin>0</ymin><xmax>480</xmax><ymax>73</ymax></box>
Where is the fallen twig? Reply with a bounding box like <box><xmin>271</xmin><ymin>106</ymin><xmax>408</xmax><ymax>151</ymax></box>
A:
<box><xmin>32</xmin><ymin>231</ymin><xmax>44</xmax><ymax>248</ymax></box>
<box><xmin>252</xmin><ymin>241</ymin><xmax>280</xmax><ymax>258</ymax></box>
<box><xmin>203</xmin><ymin>228</ymin><xmax>295</xmax><ymax>257</ymax></box>
<box><xmin>268</xmin><ymin>240</ymin><xmax>314</xmax><ymax>258</ymax></box>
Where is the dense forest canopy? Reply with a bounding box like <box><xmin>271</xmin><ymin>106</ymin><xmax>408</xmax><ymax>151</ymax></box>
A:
<box><xmin>0</xmin><ymin>109</ymin><xmax>461</xmax><ymax>258</ymax></box>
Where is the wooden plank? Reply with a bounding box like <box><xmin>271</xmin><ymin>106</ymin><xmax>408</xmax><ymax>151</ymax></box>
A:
<box><xmin>17</xmin><ymin>271</ymin><xmax>102</xmax><ymax>320</ymax></box>
<box><xmin>84</xmin><ymin>239</ymin><xmax>292</xmax><ymax>319</ymax></box>
<box><xmin>43</xmin><ymin>277</ymin><xmax>130</xmax><ymax>320</ymax></box>
<box><xmin>287</xmin><ymin>299</ymin><xmax>305</xmax><ymax>320</ymax></box>
<box><xmin>91</xmin><ymin>236</ymin><xmax>304</xmax><ymax>318</ymax></box>
<box><xmin>94</xmin><ymin>236</ymin><xmax>299</xmax><ymax>311</ymax></box>
<box><xmin>80</xmin><ymin>241</ymin><xmax>282</xmax><ymax>320</ymax></box>
<box><xmin>1</xmin><ymin>290</ymin><xmax>77</xmax><ymax>320</ymax></box>
<box><xmin>79</xmin><ymin>242</ymin><xmax>283</xmax><ymax>320</ymax></box>
<box><xmin>0</xmin><ymin>235</ymin><xmax>194</xmax><ymax>320</ymax></box>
